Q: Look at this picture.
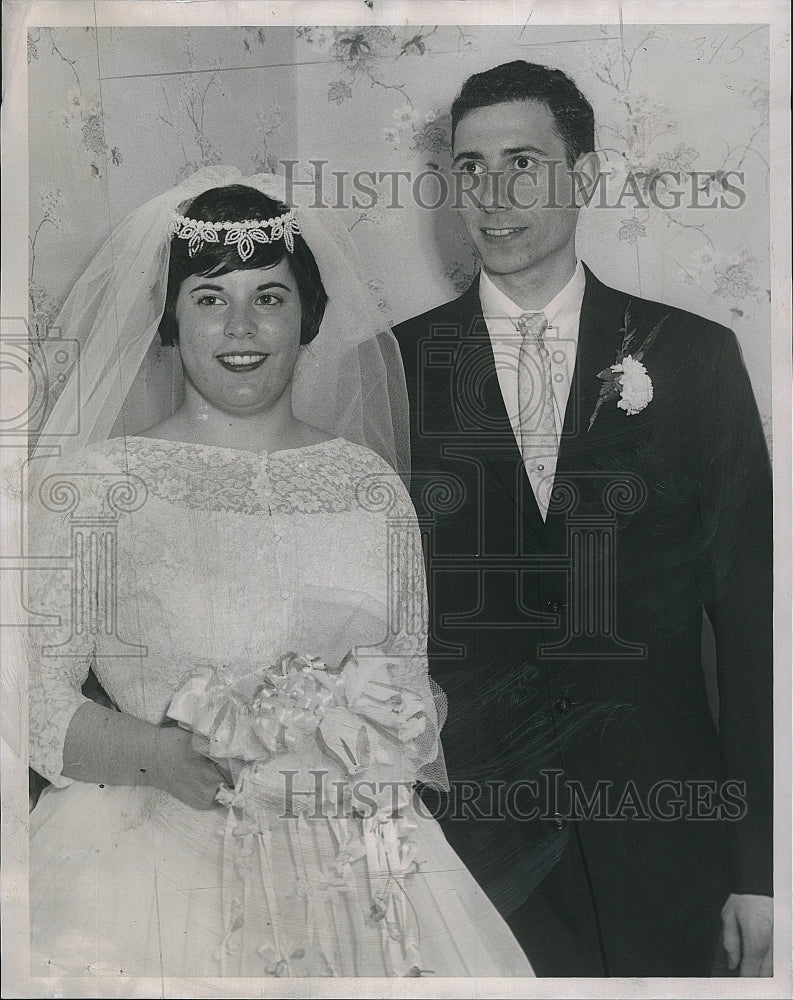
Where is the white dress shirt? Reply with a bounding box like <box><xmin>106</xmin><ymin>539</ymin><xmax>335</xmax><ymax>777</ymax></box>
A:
<box><xmin>478</xmin><ymin>262</ymin><xmax>586</xmax><ymax>511</ymax></box>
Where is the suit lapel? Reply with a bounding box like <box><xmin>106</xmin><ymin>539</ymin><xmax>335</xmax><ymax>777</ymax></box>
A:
<box><xmin>557</xmin><ymin>266</ymin><xmax>628</xmax><ymax>462</ymax></box>
<box><xmin>452</xmin><ymin>275</ymin><xmax>546</xmax><ymax>539</ymax></box>
<box><xmin>450</xmin><ymin>268</ymin><xmax>630</xmax><ymax>540</ymax></box>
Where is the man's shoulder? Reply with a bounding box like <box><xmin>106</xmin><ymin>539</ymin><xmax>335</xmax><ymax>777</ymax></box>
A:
<box><xmin>587</xmin><ymin>268</ymin><xmax>737</xmax><ymax>356</ymax></box>
<box><xmin>392</xmin><ymin>282</ymin><xmax>480</xmax><ymax>346</ymax></box>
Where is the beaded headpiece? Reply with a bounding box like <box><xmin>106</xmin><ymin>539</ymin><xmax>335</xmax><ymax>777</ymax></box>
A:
<box><xmin>169</xmin><ymin>208</ymin><xmax>300</xmax><ymax>261</ymax></box>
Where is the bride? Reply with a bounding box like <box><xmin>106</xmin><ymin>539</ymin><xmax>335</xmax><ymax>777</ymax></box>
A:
<box><xmin>25</xmin><ymin>167</ymin><xmax>534</xmax><ymax>979</ymax></box>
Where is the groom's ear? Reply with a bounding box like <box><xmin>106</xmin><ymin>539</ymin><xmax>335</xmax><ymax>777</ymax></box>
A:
<box><xmin>569</xmin><ymin>150</ymin><xmax>601</xmax><ymax>208</ymax></box>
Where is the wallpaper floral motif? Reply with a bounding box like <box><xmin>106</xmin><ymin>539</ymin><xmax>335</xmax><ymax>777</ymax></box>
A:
<box><xmin>28</xmin><ymin>27</ymin><xmax>123</xmax><ymax>335</ymax></box>
<box><xmin>27</xmin><ymin>23</ymin><xmax>772</xmax><ymax>436</ymax></box>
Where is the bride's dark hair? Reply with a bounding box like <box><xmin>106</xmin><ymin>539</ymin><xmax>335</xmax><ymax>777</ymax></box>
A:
<box><xmin>158</xmin><ymin>184</ymin><xmax>328</xmax><ymax>346</ymax></box>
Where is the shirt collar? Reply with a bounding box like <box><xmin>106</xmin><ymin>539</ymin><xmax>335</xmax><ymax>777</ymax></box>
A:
<box><xmin>478</xmin><ymin>260</ymin><xmax>586</xmax><ymax>329</ymax></box>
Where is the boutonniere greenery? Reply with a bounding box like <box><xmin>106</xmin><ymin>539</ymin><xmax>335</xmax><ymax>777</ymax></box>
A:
<box><xmin>587</xmin><ymin>302</ymin><xmax>670</xmax><ymax>432</ymax></box>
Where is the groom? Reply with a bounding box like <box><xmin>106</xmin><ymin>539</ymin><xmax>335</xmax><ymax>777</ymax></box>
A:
<box><xmin>394</xmin><ymin>61</ymin><xmax>773</xmax><ymax>977</ymax></box>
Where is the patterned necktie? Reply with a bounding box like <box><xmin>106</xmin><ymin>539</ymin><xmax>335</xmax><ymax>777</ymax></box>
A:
<box><xmin>516</xmin><ymin>310</ymin><xmax>556</xmax><ymax>520</ymax></box>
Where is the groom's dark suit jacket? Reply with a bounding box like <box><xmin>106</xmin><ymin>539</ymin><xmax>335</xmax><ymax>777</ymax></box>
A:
<box><xmin>393</xmin><ymin>265</ymin><xmax>772</xmax><ymax>976</ymax></box>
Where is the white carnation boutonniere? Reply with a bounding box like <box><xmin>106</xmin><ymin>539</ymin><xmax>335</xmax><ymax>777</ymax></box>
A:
<box><xmin>587</xmin><ymin>302</ymin><xmax>670</xmax><ymax>432</ymax></box>
<box><xmin>613</xmin><ymin>355</ymin><xmax>653</xmax><ymax>414</ymax></box>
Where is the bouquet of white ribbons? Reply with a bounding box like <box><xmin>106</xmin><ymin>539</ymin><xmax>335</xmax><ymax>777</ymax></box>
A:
<box><xmin>166</xmin><ymin>649</ymin><xmax>431</xmax><ymax>976</ymax></box>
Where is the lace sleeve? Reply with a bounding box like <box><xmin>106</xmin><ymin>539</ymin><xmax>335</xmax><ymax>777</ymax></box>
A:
<box><xmin>26</xmin><ymin>455</ymin><xmax>108</xmax><ymax>786</ymax></box>
<box><xmin>355</xmin><ymin>458</ymin><xmax>449</xmax><ymax>793</ymax></box>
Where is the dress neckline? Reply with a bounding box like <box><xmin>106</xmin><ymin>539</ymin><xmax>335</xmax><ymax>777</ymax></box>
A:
<box><xmin>111</xmin><ymin>434</ymin><xmax>345</xmax><ymax>460</ymax></box>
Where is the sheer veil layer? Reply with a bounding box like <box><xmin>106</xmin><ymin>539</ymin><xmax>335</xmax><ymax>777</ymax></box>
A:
<box><xmin>30</xmin><ymin>166</ymin><xmax>410</xmax><ymax>477</ymax></box>
<box><xmin>19</xmin><ymin>164</ymin><xmax>447</xmax><ymax>792</ymax></box>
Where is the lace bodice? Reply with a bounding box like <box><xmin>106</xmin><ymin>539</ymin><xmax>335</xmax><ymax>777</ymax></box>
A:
<box><xmin>28</xmin><ymin>436</ymin><xmax>429</xmax><ymax>785</ymax></box>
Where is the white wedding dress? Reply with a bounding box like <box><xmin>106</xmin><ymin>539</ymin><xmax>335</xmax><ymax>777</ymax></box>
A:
<box><xmin>28</xmin><ymin>436</ymin><xmax>533</xmax><ymax>979</ymax></box>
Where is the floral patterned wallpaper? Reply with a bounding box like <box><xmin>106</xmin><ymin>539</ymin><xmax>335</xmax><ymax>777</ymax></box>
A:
<box><xmin>27</xmin><ymin>22</ymin><xmax>771</xmax><ymax>438</ymax></box>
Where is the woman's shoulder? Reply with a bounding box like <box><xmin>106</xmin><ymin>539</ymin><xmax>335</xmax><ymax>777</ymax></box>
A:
<box><xmin>25</xmin><ymin>439</ymin><xmax>130</xmax><ymax>494</ymax></box>
<box><xmin>271</xmin><ymin>437</ymin><xmax>413</xmax><ymax>516</ymax></box>
<box><xmin>22</xmin><ymin>441</ymin><xmax>132</xmax><ymax>538</ymax></box>
<box><xmin>283</xmin><ymin>436</ymin><xmax>402</xmax><ymax>479</ymax></box>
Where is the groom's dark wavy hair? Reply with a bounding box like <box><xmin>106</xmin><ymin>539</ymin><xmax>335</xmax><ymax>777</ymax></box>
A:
<box><xmin>159</xmin><ymin>184</ymin><xmax>328</xmax><ymax>346</ymax></box>
<box><xmin>451</xmin><ymin>60</ymin><xmax>595</xmax><ymax>168</ymax></box>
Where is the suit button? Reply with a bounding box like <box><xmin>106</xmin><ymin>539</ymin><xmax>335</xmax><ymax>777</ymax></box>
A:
<box><xmin>554</xmin><ymin>696</ymin><xmax>572</xmax><ymax>714</ymax></box>
<box><xmin>546</xmin><ymin>599</ymin><xmax>563</xmax><ymax>614</ymax></box>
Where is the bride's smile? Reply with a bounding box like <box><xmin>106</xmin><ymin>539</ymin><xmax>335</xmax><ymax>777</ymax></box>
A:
<box><xmin>215</xmin><ymin>350</ymin><xmax>269</xmax><ymax>372</ymax></box>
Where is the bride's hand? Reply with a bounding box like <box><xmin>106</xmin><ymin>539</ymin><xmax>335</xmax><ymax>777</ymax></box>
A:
<box><xmin>152</xmin><ymin>726</ymin><xmax>226</xmax><ymax>810</ymax></box>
